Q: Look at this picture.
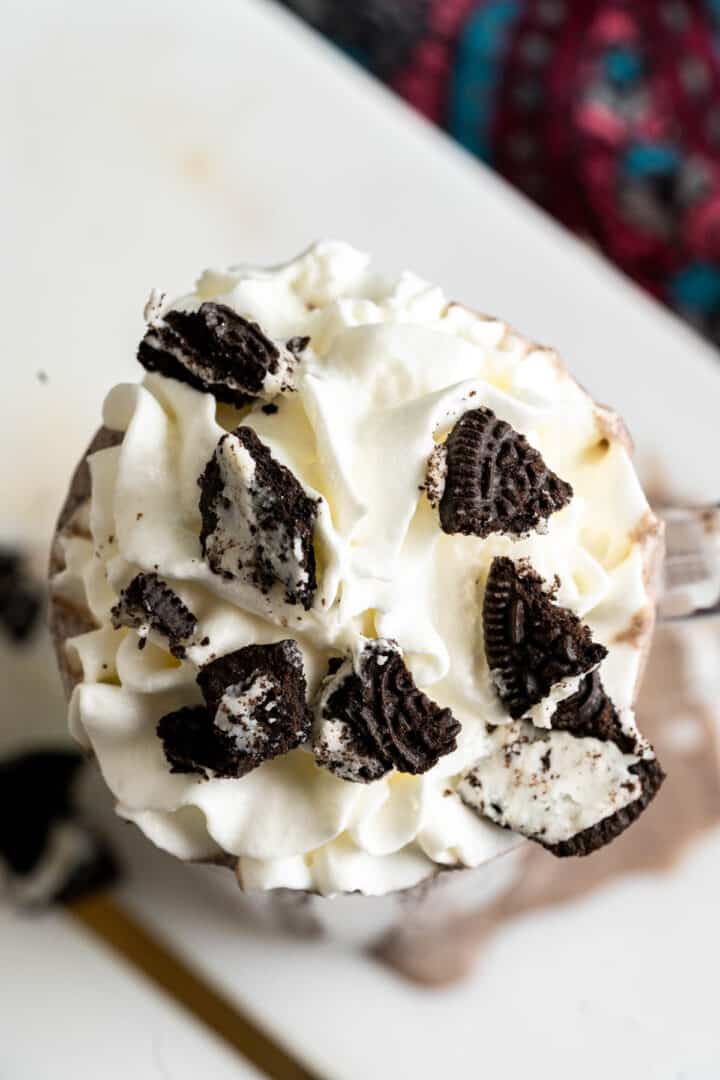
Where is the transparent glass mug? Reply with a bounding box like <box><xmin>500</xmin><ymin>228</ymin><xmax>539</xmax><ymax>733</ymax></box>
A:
<box><xmin>242</xmin><ymin>503</ymin><xmax>720</xmax><ymax>985</ymax></box>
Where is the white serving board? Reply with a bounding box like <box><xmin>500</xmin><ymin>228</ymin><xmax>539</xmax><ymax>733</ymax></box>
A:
<box><xmin>0</xmin><ymin>902</ymin><xmax>261</xmax><ymax>1079</ymax></box>
<box><xmin>2</xmin><ymin>1</ymin><xmax>720</xmax><ymax>1077</ymax></box>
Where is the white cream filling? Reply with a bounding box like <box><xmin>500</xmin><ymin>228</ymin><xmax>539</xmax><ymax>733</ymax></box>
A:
<box><xmin>201</xmin><ymin>434</ymin><xmax>316</xmax><ymax>606</ymax></box>
<box><xmin>59</xmin><ymin>241</ymin><xmax>656</xmax><ymax>896</ymax></box>
<box><xmin>203</xmin><ymin>438</ymin><xmax>258</xmax><ymax>581</ymax></box>
<box><xmin>313</xmin><ymin>659</ymin><xmax>360</xmax><ymax>763</ymax></box>
<box><xmin>458</xmin><ymin>721</ymin><xmax>643</xmax><ymax>846</ymax></box>
<box><xmin>215</xmin><ymin>675</ymin><xmax>280</xmax><ymax>752</ymax></box>
<box><xmin>525</xmin><ymin>674</ymin><xmax>585</xmax><ymax>729</ymax></box>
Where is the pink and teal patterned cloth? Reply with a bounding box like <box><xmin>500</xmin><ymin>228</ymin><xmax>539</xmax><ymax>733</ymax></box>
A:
<box><xmin>283</xmin><ymin>0</ymin><xmax>720</xmax><ymax>347</ymax></box>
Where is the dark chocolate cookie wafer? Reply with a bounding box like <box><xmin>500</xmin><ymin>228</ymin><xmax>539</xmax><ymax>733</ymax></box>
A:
<box><xmin>313</xmin><ymin>639</ymin><xmax>460</xmax><ymax>783</ymax></box>
<box><xmin>483</xmin><ymin>556</ymin><xmax>607</xmax><ymax>719</ymax></box>
<box><xmin>547</xmin><ymin>758</ymin><xmax>665</xmax><ymax>857</ymax></box>
<box><xmin>111</xmin><ymin>572</ymin><xmax>198</xmax><ymax>658</ymax></box>
<box><xmin>158</xmin><ymin>640</ymin><xmax>311</xmax><ymax>779</ymax></box>
<box><xmin>199</xmin><ymin>426</ymin><xmax>318</xmax><ymax>610</ymax></box>
<box><xmin>433</xmin><ymin>407</ymin><xmax>572</xmax><ymax>538</ymax></box>
<box><xmin>157</xmin><ymin>706</ymin><xmax>231</xmax><ymax>779</ymax></box>
<box><xmin>551</xmin><ymin>670</ymin><xmax>636</xmax><ymax>754</ymax></box>
<box><xmin>138</xmin><ymin>302</ymin><xmax>304</xmax><ymax>406</ymax></box>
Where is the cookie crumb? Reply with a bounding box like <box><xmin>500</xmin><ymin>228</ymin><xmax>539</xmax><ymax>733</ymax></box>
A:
<box><xmin>111</xmin><ymin>572</ymin><xmax>198</xmax><ymax>658</ymax></box>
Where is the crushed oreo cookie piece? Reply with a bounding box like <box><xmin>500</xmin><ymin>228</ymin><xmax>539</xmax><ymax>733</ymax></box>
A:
<box><xmin>286</xmin><ymin>335</ymin><xmax>310</xmax><ymax>356</ymax></box>
<box><xmin>458</xmin><ymin>720</ymin><xmax>665</xmax><ymax>858</ymax></box>
<box><xmin>159</xmin><ymin>641</ymin><xmax>311</xmax><ymax>779</ymax></box>
<box><xmin>198</xmin><ymin>427</ymin><xmax>318</xmax><ymax>610</ymax></box>
<box><xmin>0</xmin><ymin>750</ymin><xmax>117</xmax><ymax>906</ymax></box>
<box><xmin>157</xmin><ymin>706</ymin><xmax>227</xmax><ymax>779</ymax></box>
<box><xmin>431</xmin><ymin>407</ymin><xmax>573</xmax><ymax>537</ymax></box>
<box><xmin>547</xmin><ymin>758</ymin><xmax>665</xmax><ymax>857</ymax></box>
<box><xmin>111</xmin><ymin>572</ymin><xmax>198</xmax><ymax>658</ymax></box>
<box><xmin>138</xmin><ymin>302</ymin><xmax>301</xmax><ymax>405</ymax></box>
<box><xmin>483</xmin><ymin>557</ymin><xmax>607</xmax><ymax>719</ymax></box>
<box><xmin>0</xmin><ymin>546</ymin><xmax>43</xmax><ymax>644</ymax></box>
<box><xmin>551</xmin><ymin>670</ymin><xmax>636</xmax><ymax>754</ymax></box>
<box><xmin>313</xmin><ymin>639</ymin><xmax>460</xmax><ymax>783</ymax></box>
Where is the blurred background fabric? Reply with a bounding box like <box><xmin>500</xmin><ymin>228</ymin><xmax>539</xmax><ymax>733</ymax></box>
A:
<box><xmin>282</xmin><ymin>0</ymin><xmax>720</xmax><ymax>348</ymax></box>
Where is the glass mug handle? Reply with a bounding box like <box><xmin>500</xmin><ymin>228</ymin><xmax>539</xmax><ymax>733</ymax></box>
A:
<box><xmin>657</xmin><ymin>504</ymin><xmax>720</xmax><ymax>620</ymax></box>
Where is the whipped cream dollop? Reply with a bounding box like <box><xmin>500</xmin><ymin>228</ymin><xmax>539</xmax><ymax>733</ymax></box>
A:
<box><xmin>55</xmin><ymin>242</ymin><xmax>660</xmax><ymax>896</ymax></box>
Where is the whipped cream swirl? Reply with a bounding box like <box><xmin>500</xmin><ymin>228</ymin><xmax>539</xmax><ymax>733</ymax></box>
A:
<box><xmin>55</xmin><ymin>242</ymin><xmax>658</xmax><ymax>895</ymax></box>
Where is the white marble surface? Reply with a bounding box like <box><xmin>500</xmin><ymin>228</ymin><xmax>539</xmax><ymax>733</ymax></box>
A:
<box><xmin>2</xmin><ymin>0</ymin><xmax>720</xmax><ymax>1077</ymax></box>
<box><xmin>0</xmin><ymin>903</ymin><xmax>261</xmax><ymax>1080</ymax></box>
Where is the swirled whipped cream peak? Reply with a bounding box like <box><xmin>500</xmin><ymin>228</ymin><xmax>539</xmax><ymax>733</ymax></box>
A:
<box><xmin>51</xmin><ymin>241</ymin><xmax>665</xmax><ymax>896</ymax></box>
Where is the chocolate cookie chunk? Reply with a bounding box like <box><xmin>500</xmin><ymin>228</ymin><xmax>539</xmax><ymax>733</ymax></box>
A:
<box><xmin>0</xmin><ymin>750</ymin><xmax>117</xmax><ymax>906</ymax></box>
<box><xmin>286</xmin><ymin>335</ymin><xmax>311</xmax><ymax>356</ymax></box>
<box><xmin>198</xmin><ymin>427</ymin><xmax>318</xmax><ymax>610</ymax></box>
<box><xmin>547</xmin><ymin>758</ymin><xmax>665</xmax><ymax>857</ymax></box>
<box><xmin>111</xmin><ymin>572</ymin><xmax>198</xmax><ymax>658</ymax></box>
<box><xmin>551</xmin><ymin>670</ymin><xmax>636</xmax><ymax>754</ymax></box>
<box><xmin>313</xmin><ymin>639</ymin><xmax>460</xmax><ymax>783</ymax></box>
<box><xmin>458</xmin><ymin>719</ymin><xmax>665</xmax><ymax>858</ymax></box>
<box><xmin>432</xmin><ymin>407</ymin><xmax>573</xmax><ymax>537</ymax></box>
<box><xmin>157</xmin><ymin>706</ymin><xmax>230</xmax><ymax>779</ymax></box>
<box><xmin>158</xmin><ymin>641</ymin><xmax>311</xmax><ymax>779</ymax></box>
<box><xmin>138</xmin><ymin>302</ymin><xmax>302</xmax><ymax>406</ymax></box>
<box><xmin>483</xmin><ymin>557</ymin><xmax>607</xmax><ymax>719</ymax></box>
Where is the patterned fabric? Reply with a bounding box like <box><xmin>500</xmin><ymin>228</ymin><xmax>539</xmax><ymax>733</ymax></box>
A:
<box><xmin>282</xmin><ymin>0</ymin><xmax>720</xmax><ymax>347</ymax></box>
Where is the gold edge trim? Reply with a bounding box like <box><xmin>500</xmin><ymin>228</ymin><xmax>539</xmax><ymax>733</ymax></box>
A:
<box><xmin>66</xmin><ymin>893</ymin><xmax>323</xmax><ymax>1080</ymax></box>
